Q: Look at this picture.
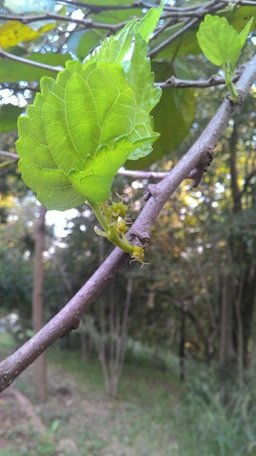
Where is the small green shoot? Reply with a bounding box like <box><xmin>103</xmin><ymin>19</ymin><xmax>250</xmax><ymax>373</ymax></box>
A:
<box><xmin>197</xmin><ymin>14</ymin><xmax>253</xmax><ymax>102</ymax></box>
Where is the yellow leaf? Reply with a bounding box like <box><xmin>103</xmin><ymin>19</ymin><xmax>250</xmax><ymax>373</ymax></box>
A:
<box><xmin>0</xmin><ymin>21</ymin><xmax>54</xmax><ymax>48</ymax></box>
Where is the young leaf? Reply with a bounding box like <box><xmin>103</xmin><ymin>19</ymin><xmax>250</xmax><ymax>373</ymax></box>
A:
<box><xmin>17</xmin><ymin>12</ymin><xmax>162</xmax><ymax>211</ymax></box>
<box><xmin>197</xmin><ymin>14</ymin><xmax>253</xmax><ymax>67</ymax></box>
<box><xmin>136</xmin><ymin>0</ymin><xmax>164</xmax><ymax>43</ymax></box>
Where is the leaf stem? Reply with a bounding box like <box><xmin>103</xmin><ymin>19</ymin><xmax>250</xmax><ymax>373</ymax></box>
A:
<box><xmin>223</xmin><ymin>62</ymin><xmax>239</xmax><ymax>102</ymax></box>
<box><xmin>90</xmin><ymin>203</ymin><xmax>109</xmax><ymax>233</ymax></box>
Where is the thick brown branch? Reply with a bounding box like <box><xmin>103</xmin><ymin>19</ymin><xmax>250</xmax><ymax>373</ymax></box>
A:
<box><xmin>0</xmin><ymin>54</ymin><xmax>255</xmax><ymax>394</ymax></box>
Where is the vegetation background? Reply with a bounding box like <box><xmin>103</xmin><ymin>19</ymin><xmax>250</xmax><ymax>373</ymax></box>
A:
<box><xmin>0</xmin><ymin>0</ymin><xmax>256</xmax><ymax>454</ymax></box>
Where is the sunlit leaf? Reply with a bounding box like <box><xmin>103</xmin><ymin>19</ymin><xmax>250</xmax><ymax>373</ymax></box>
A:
<box><xmin>196</xmin><ymin>15</ymin><xmax>253</xmax><ymax>67</ymax></box>
<box><xmin>16</xmin><ymin>8</ymin><xmax>162</xmax><ymax>210</ymax></box>
<box><xmin>0</xmin><ymin>21</ymin><xmax>55</xmax><ymax>48</ymax></box>
<box><xmin>137</xmin><ymin>0</ymin><xmax>164</xmax><ymax>43</ymax></box>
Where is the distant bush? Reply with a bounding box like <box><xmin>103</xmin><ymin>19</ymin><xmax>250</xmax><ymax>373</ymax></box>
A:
<box><xmin>176</xmin><ymin>366</ymin><xmax>256</xmax><ymax>456</ymax></box>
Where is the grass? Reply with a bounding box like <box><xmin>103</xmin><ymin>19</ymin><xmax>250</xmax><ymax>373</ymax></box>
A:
<box><xmin>1</xmin><ymin>333</ymin><xmax>256</xmax><ymax>455</ymax></box>
<box><xmin>0</xmin><ymin>331</ymin><xmax>15</xmax><ymax>353</ymax></box>
<box><xmin>46</xmin><ymin>347</ymin><xmax>180</xmax><ymax>455</ymax></box>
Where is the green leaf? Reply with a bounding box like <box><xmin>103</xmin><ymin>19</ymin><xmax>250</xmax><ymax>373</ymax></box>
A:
<box><xmin>17</xmin><ymin>12</ymin><xmax>162</xmax><ymax>210</ymax></box>
<box><xmin>136</xmin><ymin>0</ymin><xmax>164</xmax><ymax>43</ymax></box>
<box><xmin>17</xmin><ymin>78</ymin><xmax>85</xmax><ymax>210</ymax></box>
<box><xmin>0</xmin><ymin>53</ymin><xmax>70</xmax><ymax>83</ymax></box>
<box><xmin>0</xmin><ymin>104</ymin><xmax>23</xmax><ymax>132</ymax></box>
<box><xmin>196</xmin><ymin>14</ymin><xmax>253</xmax><ymax>67</ymax></box>
<box><xmin>66</xmin><ymin>29</ymin><xmax>106</xmax><ymax>60</ymax></box>
<box><xmin>127</xmin><ymin>60</ymin><xmax>196</xmax><ymax>169</ymax></box>
<box><xmin>238</xmin><ymin>17</ymin><xmax>254</xmax><ymax>51</ymax></box>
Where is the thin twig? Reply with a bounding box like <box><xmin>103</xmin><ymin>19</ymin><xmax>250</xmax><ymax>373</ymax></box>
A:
<box><xmin>0</xmin><ymin>151</ymin><xmax>19</xmax><ymax>161</ymax></box>
<box><xmin>220</xmin><ymin>0</ymin><xmax>256</xmax><ymax>5</ymax></box>
<box><xmin>118</xmin><ymin>169</ymin><xmax>167</xmax><ymax>180</ymax></box>
<box><xmin>0</xmin><ymin>49</ymin><xmax>64</xmax><ymax>72</ymax></box>
<box><xmin>149</xmin><ymin>17</ymin><xmax>199</xmax><ymax>58</ymax></box>
<box><xmin>56</xmin><ymin>0</ymin><xmax>151</xmax><ymax>13</ymax></box>
<box><xmin>157</xmin><ymin>73</ymin><xmax>240</xmax><ymax>89</ymax></box>
<box><xmin>0</xmin><ymin>13</ymin><xmax>125</xmax><ymax>32</ymax></box>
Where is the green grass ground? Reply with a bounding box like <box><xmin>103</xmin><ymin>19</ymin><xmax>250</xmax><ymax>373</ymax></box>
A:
<box><xmin>1</xmin><ymin>333</ymin><xmax>256</xmax><ymax>455</ymax></box>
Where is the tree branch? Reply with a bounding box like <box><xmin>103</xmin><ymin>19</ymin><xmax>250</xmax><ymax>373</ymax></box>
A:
<box><xmin>0</xmin><ymin>151</ymin><xmax>19</xmax><ymax>161</ymax></box>
<box><xmin>1</xmin><ymin>46</ymin><xmax>239</xmax><ymax>88</ymax></box>
<box><xmin>0</xmin><ymin>54</ymin><xmax>255</xmax><ymax>394</ymax></box>
<box><xmin>157</xmin><ymin>73</ymin><xmax>240</xmax><ymax>89</ymax></box>
<box><xmin>0</xmin><ymin>13</ymin><xmax>124</xmax><ymax>32</ymax></box>
<box><xmin>118</xmin><ymin>169</ymin><xmax>167</xmax><ymax>180</ymax></box>
<box><xmin>149</xmin><ymin>17</ymin><xmax>199</xmax><ymax>58</ymax></box>
<box><xmin>0</xmin><ymin>46</ymin><xmax>242</xmax><ymax>90</ymax></box>
<box><xmin>0</xmin><ymin>48</ymin><xmax>64</xmax><ymax>72</ymax></box>
<box><xmin>220</xmin><ymin>0</ymin><xmax>256</xmax><ymax>5</ymax></box>
<box><xmin>56</xmin><ymin>0</ymin><xmax>151</xmax><ymax>13</ymax></box>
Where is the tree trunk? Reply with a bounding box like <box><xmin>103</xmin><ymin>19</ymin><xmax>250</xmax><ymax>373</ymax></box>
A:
<box><xmin>219</xmin><ymin>275</ymin><xmax>236</xmax><ymax>376</ymax></box>
<box><xmin>179</xmin><ymin>311</ymin><xmax>186</xmax><ymax>382</ymax></box>
<box><xmin>32</xmin><ymin>205</ymin><xmax>47</xmax><ymax>402</ymax></box>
